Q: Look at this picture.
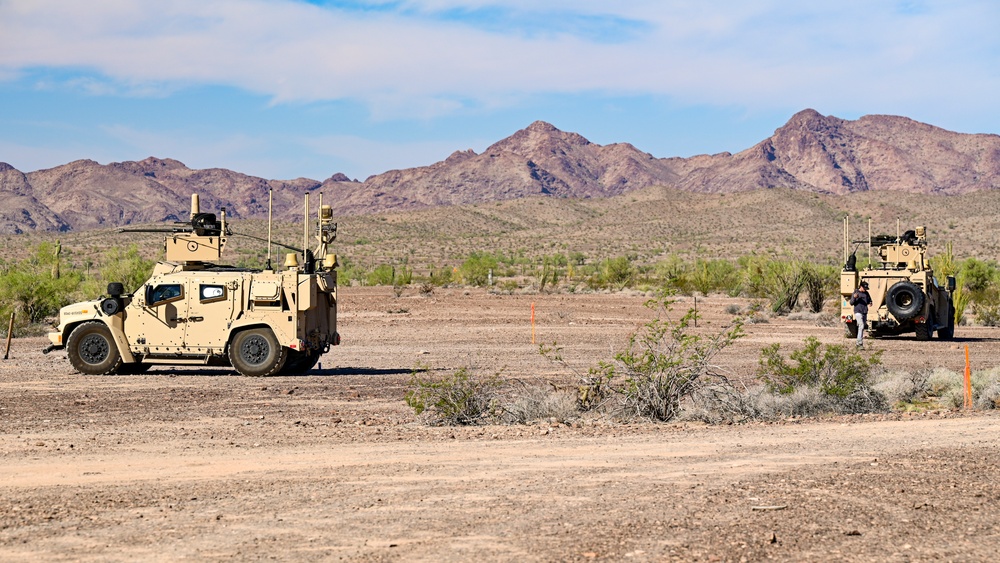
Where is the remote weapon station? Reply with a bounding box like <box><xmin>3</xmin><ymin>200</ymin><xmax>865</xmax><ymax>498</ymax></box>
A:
<box><xmin>44</xmin><ymin>193</ymin><xmax>340</xmax><ymax>376</ymax></box>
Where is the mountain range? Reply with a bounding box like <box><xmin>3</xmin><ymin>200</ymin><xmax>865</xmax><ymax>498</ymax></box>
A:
<box><xmin>2</xmin><ymin>108</ymin><xmax>999</xmax><ymax>234</ymax></box>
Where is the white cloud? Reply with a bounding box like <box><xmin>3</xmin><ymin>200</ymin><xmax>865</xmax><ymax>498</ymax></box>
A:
<box><xmin>0</xmin><ymin>0</ymin><xmax>998</xmax><ymax>122</ymax></box>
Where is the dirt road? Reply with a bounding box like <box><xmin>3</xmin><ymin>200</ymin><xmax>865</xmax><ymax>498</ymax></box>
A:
<box><xmin>2</xmin><ymin>287</ymin><xmax>999</xmax><ymax>561</ymax></box>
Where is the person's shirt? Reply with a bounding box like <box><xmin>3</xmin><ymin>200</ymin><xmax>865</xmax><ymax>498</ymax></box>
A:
<box><xmin>851</xmin><ymin>289</ymin><xmax>872</xmax><ymax>314</ymax></box>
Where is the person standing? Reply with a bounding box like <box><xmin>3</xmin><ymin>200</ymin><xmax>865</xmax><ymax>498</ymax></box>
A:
<box><xmin>850</xmin><ymin>281</ymin><xmax>873</xmax><ymax>348</ymax></box>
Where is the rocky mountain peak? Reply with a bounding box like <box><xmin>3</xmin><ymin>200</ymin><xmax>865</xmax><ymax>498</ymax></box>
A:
<box><xmin>485</xmin><ymin>120</ymin><xmax>592</xmax><ymax>157</ymax></box>
<box><xmin>4</xmin><ymin>110</ymin><xmax>1000</xmax><ymax>233</ymax></box>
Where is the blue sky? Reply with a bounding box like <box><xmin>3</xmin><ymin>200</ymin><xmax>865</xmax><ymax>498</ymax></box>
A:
<box><xmin>1</xmin><ymin>0</ymin><xmax>998</xmax><ymax>181</ymax></box>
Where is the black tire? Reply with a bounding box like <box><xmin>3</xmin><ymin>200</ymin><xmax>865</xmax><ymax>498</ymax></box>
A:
<box><xmin>279</xmin><ymin>350</ymin><xmax>323</xmax><ymax>375</ymax></box>
<box><xmin>230</xmin><ymin>328</ymin><xmax>287</xmax><ymax>377</ymax></box>
<box><xmin>845</xmin><ymin>322</ymin><xmax>859</xmax><ymax>339</ymax></box>
<box><xmin>915</xmin><ymin>321</ymin><xmax>931</xmax><ymax>341</ymax></box>
<box><xmin>937</xmin><ymin>301</ymin><xmax>956</xmax><ymax>340</ymax></box>
<box><xmin>886</xmin><ymin>281</ymin><xmax>925</xmax><ymax>321</ymax></box>
<box><xmin>67</xmin><ymin>321</ymin><xmax>123</xmax><ymax>375</ymax></box>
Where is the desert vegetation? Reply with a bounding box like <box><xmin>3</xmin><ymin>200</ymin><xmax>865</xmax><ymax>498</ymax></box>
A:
<box><xmin>404</xmin><ymin>296</ymin><xmax>1000</xmax><ymax>427</ymax></box>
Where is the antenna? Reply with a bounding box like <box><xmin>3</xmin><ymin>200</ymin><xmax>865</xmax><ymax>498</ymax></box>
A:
<box><xmin>266</xmin><ymin>188</ymin><xmax>273</xmax><ymax>270</ymax></box>
<box><xmin>868</xmin><ymin>218</ymin><xmax>872</xmax><ymax>268</ymax></box>
<box><xmin>303</xmin><ymin>193</ymin><xmax>310</xmax><ymax>266</ymax></box>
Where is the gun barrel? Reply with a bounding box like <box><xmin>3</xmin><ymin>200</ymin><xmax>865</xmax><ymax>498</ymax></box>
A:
<box><xmin>118</xmin><ymin>226</ymin><xmax>193</xmax><ymax>233</ymax></box>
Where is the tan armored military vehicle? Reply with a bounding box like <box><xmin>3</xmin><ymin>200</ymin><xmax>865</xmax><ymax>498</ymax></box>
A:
<box><xmin>44</xmin><ymin>194</ymin><xmax>339</xmax><ymax>376</ymax></box>
<box><xmin>840</xmin><ymin>221</ymin><xmax>955</xmax><ymax>341</ymax></box>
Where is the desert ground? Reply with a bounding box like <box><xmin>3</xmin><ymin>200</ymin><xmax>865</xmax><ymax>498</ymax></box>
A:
<box><xmin>2</xmin><ymin>286</ymin><xmax>999</xmax><ymax>562</ymax></box>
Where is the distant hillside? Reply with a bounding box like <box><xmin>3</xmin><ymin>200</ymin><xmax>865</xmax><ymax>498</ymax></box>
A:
<box><xmin>3</xmin><ymin>109</ymin><xmax>1000</xmax><ymax>233</ymax></box>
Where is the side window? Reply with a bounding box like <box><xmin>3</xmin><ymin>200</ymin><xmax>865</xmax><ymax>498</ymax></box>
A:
<box><xmin>200</xmin><ymin>284</ymin><xmax>226</xmax><ymax>303</ymax></box>
<box><xmin>147</xmin><ymin>284</ymin><xmax>183</xmax><ymax>306</ymax></box>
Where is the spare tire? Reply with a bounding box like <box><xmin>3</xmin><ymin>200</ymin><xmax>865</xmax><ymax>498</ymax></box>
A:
<box><xmin>886</xmin><ymin>280</ymin><xmax>924</xmax><ymax>320</ymax></box>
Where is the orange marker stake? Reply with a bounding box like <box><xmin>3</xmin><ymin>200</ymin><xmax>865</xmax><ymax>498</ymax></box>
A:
<box><xmin>531</xmin><ymin>302</ymin><xmax>536</xmax><ymax>344</ymax></box>
<box><xmin>964</xmin><ymin>345</ymin><xmax>973</xmax><ymax>409</ymax></box>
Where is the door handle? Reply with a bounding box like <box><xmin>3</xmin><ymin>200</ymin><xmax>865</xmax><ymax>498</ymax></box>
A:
<box><xmin>189</xmin><ymin>316</ymin><xmax>204</xmax><ymax>322</ymax></box>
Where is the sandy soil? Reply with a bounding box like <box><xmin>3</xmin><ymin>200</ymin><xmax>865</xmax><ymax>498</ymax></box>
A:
<box><xmin>2</xmin><ymin>286</ymin><xmax>999</xmax><ymax>562</ymax></box>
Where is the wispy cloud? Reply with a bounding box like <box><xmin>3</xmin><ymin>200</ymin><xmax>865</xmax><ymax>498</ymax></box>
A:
<box><xmin>2</xmin><ymin>0</ymin><xmax>997</xmax><ymax>119</ymax></box>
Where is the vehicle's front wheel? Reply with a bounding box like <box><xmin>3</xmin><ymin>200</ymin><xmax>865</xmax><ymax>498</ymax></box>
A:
<box><xmin>230</xmin><ymin>328</ymin><xmax>287</xmax><ymax>377</ymax></box>
<box><xmin>937</xmin><ymin>302</ymin><xmax>956</xmax><ymax>340</ymax></box>
<box><xmin>66</xmin><ymin>321</ymin><xmax>123</xmax><ymax>375</ymax></box>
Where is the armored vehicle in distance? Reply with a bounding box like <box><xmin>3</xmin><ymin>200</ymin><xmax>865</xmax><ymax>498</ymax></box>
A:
<box><xmin>840</xmin><ymin>222</ymin><xmax>955</xmax><ymax>341</ymax></box>
<box><xmin>45</xmin><ymin>194</ymin><xmax>339</xmax><ymax>376</ymax></box>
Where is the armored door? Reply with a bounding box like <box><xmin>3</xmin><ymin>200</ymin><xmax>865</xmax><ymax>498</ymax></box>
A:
<box><xmin>125</xmin><ymin>279</ymin><xmax>188</xmax><ymax>352</ymax></box>
<box><xmin>182</xmin><ymin>278</ymin><xmax>240</xmax><ymax>353</ymax></box>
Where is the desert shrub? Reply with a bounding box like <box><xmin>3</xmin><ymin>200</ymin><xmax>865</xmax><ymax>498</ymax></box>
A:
<box><xmin>547</xmin><ymin>295</ymin><xmax>744</xmax><ymax>422</ymax></box>
<box><xmin>337</xmin><ymin>257</ymin><xmax>368</xmax><ymax>285</ymax></box>
<box><xmin>0</xmin><ymin>243</ymin><xmax>84</xmax><ymax>334</ymax></box>
<box><xmin>686</xmin><ymin>379</ymin><xmax>767</xmax><ymax>424</ymax></box>
<box><xmin>428</xmin><ymin>266</ymin><xmax>453</xmax><ymax>286</ymax></box>
<box><xmin>83</xmin><ymin>244</ymin><xmax>155</xmax><ymax>296</ymax></box>
<box><xmin>801</xmin><ymin>263</ymin><xmax>837</xmax><ymax>313</ymax></box>
<box><xmin>725</xmin><ymin>304</ymin><xmax>742</xmax><ymax>315</ymax></box>
<box><xmin>837</xmin><ymin>386</ymin><xmax>889</xmax><ymax>414</ymax></box>
<box><xmin>753</xmin><ymin>386</ymin><xmax>837</xmax><ymax>418</ymax></box>
<box><xmin>975</xmin><ymin>380</ymin><xmax>1000</xmax><ymax>410</ymax></box>
<box><xmin>366</xmin><ymin>264</ymin><xmax>396</xmax><ymax>286</ymax></box>
<box><xmin>970</xmin><ymin>287</ymin><xmax>1000</xmax><ymax>326</ymax></box>
<box><xmin>589</xmin><ymin>256</ymin><xmax>634</xmax><ymax>290</ymax></box>
<box><xmin>496</xmin><ymin>279</ymin><xmax>521</xmax><ymax>294</ymax></box>
<box><xmin>684</xmin><ymin>258</ymin><xmax>740</xmax><ymax>296</ymax></box>
<box><xmin>874</xmin><ymin>369</ymin><xmax>933</xmax><ymax>406</ymax></box>
<box><xmin>691</xmin><ymin>379</ymin><xmax>888</xmax><ymax>421</ymax></box>
<box><xmin>500</xmin><ymin>383</ymin><xmax>578</xmax><ymax>424</ymax></box>
<box><xmin>459</xmin><ymin>252</ymin><xmax>498</xmax><ymax>287</ymax></box>
<box><xmin>741</xmin><ymin>256</ymin><xmax>807</xmax><ymax>314</ymax></box>
<box><xmin>926</xmin><ymin>368</ymin><xmax>961</xmax><ymax>397</ymax></box>
<box><xmin>757</xmin><ymin>337</ymin><xmax>883</xmax><ymax>397</ymax></box>
<box><xmin>405</xmin><ymin>368</ymin><xmax>502</xmax><ymax>425</ymax></box>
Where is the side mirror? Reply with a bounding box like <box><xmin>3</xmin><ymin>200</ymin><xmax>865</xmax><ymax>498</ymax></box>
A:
<box><xmin>947</xmin><ymin>276</ymin><xmax>957</xmax><ymax>292</ymax></box>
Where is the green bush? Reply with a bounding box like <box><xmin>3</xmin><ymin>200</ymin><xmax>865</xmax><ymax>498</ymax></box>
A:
<box><xmin>757</xmin><ymin>336</ymin><xmax>883</xmax><ymax>397</ymax></box>
<box><xmin>0</xmin><ymin>243</ymin><xmax>84</xmax><ymax>334</ymax></box>
<box><xmin>428</xmin><ymin>266</ymin><xmax>453</xmax><ymax>286</ymax></box>
<box><xmin>548</xmin><ymin>294</ymin><xmax>744</xmax><ymax>422</ymax></box>
<box><xmin>405</xmin><ymin>368</ymin><xmax>501</xmax><ymax>425</ymax></box>
<box><xmin>366</xmin><ymin>264</ymin><xmax>396</xmax><ymax>286</ymax></box>
<box><xmin>79</xmin><ymin>244</ymin><xmax>155</xmax><ymax>297</ymax></box>
<box><xmin>459</xmin><ymin>252</ymin><xmax>498</xmax><ymax>287</ymax></box>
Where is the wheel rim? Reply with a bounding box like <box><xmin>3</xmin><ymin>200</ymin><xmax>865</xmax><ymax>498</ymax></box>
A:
<box><xmin>240</xmin><ymin>335</ymin><xmax>270</xmax><ymax>366</ymax></box>
<box><xmin>79</xmin><ymin>334</ymin><xmax>110</xmax><ymax>365</ymax></box>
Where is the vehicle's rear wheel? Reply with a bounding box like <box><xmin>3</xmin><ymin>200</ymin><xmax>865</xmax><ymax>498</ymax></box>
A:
<box><xmin>67</xmin><ymin>321</ymin><xmax>123</xmax><ymax>375</ymax></box>
<box><xmin>279</xmin><ymin>350</ymin><xmax>323</xmax><ymax>375</ymax></box>
<box><xmin>230</xmin><ymin>328</ymin><xmax>287</xmax><ymax>377</ymax></box>
<box><xmin>845</xmin><ymin>322</ymin><xmax>859</xmax><ymax>339</ymax></box>
<box><xmin>915</xmin><ymin>321</ymin><xmax>932</xmax><ymax>341</ymax></box>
